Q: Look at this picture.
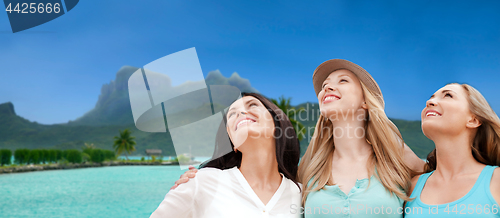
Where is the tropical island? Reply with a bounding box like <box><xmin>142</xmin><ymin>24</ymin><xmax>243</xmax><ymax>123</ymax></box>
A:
<box><xmin>0</xmin><ymin>130</ymin><xmax>199</xmax><ymax>174</ymax></box>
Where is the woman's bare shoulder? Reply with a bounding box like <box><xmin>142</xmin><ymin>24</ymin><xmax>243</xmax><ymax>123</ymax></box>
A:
<box><xmin>491</xmin><ymin>167</ymin><xmax>500</xmax><ymax>203</ymax></box>
<box><xmin>408</xmin><ymin>174</ymin><xmax>422</xmax><ymax>196</ymax></box>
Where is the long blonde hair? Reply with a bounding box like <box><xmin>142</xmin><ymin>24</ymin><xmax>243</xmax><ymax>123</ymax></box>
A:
<box><xmin>298</xmin><ymin>81</ymin><xmax>413</xmax><ymax>205</ymax></box>
<box><xmin>425</xmin><ymin>83</ymin><xmax>500</xmax><ymax>172</ymax></box>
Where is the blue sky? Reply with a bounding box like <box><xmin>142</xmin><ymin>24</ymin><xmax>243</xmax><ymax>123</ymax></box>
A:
<box><xmin>1</xmin><ymin>0</ymin><xmax>499</xmax><ymax>124</ymax></box>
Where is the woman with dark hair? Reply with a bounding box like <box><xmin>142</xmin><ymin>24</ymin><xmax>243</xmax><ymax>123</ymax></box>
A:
<box><xmin>150</xmin><ymin>93</ymin><xmax>301</xmax><ymax>218</ymax></box>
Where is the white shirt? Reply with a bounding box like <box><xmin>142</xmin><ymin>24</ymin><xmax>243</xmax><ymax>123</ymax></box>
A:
<box><xmin>150</xmin><ymin>166</ymin><xmax>302</xmax><ymax>218</ymax></box>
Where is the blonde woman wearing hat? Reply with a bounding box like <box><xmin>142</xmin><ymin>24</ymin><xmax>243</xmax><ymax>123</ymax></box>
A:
<box><xmin>404</xmin><ymin>83</ymin><xmax>500</xmax><ymax>217</ymax></box>
<box><xmin>297</xmin><ymin>59</ymin><xmax>424</xmax><ymax>217</ymax></box>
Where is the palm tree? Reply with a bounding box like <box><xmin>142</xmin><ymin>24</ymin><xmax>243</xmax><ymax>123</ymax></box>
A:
<box><xmin>113</xmin><ymin>129</ymin><xmax>136</xmax><ymax>161</ymax></box>
<box><xmin>84</xmin><ymin>143</ymin><xmax>96</xmax><ymax>149</ymax></box>
<box><xmin>271</xmin><ymin>96</ymin><xmax>307</xmax><ymax>141</ymax></box>
<box><xmin>82</xmin><ymin>143</ymin><xmax>96</xmax><ymax>162</ymax></box>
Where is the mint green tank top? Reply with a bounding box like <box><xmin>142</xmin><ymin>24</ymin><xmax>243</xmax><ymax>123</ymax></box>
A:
<box><xmin>405</xmin><ymin>165</ymin><xmax>499</xmax><ymax>217</ymax></box>
<box><xmin>305</xmin><ymin>170</ymin><xmax>404</xmax><ymax>218</ymax></box>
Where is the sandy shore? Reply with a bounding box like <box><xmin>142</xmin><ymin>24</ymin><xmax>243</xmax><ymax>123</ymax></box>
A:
<box><xmin>0</xmin><ymin>160</ymin><xmax>200</xmax><ymax>174</ymax></box>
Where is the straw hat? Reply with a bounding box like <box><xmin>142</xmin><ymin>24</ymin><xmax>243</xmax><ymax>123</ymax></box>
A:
<box><xmin>312</xmin><ymin>59</ymin><xmax>385</xmax><ymax>108</ymax></box>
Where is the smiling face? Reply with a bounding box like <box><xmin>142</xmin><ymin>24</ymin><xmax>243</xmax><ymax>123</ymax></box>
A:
<box><xmin>317</xmin><ymin>69</ymin><xmax>367</xmax><ymax>121</ymax></box>
<box><xmin>421</xmin><ymin>84</ymin><xmax>478</xmax><ymax>140</ymax></box>
<box><xmin>226</xmin><ymin>96</ymin><xmax>275</xmax><ymax>151</ymax></box>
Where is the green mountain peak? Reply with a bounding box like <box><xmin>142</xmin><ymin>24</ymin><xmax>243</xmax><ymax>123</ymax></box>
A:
<box><xmin>0</xmin><ymin>102</ymin><xmax>16</xmax><ymax>117</ymax></box>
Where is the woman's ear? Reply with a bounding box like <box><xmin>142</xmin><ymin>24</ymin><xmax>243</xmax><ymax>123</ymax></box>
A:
<box><xmin>361</xmin><ymin>101</ymin><xmax>368</xmax><ymax>110</ymax></box>
<box><xmin>466</xmin><ymin>116</ymin><xmax>481</xmax><ymax>129</ymax></box>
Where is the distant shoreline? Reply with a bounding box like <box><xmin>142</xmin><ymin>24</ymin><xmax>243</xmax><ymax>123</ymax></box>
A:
<box><xmin>0</xmin><ymin>160</ymin><xmax>201</xmax><ymax>174</ymax></box>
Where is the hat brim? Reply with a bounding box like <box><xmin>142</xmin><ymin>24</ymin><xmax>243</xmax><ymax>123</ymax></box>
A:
<box><xmin>312</xmin><ymin>59</ymin><xmax>384</xmax><ymax>108</ymax></box>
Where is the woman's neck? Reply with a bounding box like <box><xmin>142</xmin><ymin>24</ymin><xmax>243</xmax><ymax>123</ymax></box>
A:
<box><xmin>330</xmin><ymin>119</ymin><xmax>372</xmax><ymax>160</ymax></box>
<box><xmin>433</xmin><ymin>131</ymin><xmax>483</xmax><ymax>179</ymax></box>
<box><xmin>239</xmin><ymin>138</ymin><xmax>281</xmax><ymax>188</ymax></box>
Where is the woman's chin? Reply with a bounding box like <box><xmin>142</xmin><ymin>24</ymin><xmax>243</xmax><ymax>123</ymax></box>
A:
<box><xmin>232</xmin><ymin>131</ymin><xmax>249</xmax><ymax>146</ymax></box>
<box><xmin>321</xmin><ymin>109</ymin><xmax>353</xmax><ymax>121</ymax></box>
<box><xmin>246</xmin><ymin>130</ymin><xmax>273</xmax><ymax>140</ymax></box>
<box><xmin>422</xmin><ymin>122</ymin><xmax>451</xmax><ymax>139</ymax></box>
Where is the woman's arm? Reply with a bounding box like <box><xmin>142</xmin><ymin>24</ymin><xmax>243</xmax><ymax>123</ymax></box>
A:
<box><xmin>150</xmin><ymin>171</ymin><xmax>199</xmax><ymax>218</ymax></box>
<box><xmin>408</xmin><ymin>174</ymin><xmax>421</xmax><ymax>196</ymax></box>
<box><xmin>403</xmin><ymin>143</ymin><xmax>426</xmax><ymax>174</ymax></box>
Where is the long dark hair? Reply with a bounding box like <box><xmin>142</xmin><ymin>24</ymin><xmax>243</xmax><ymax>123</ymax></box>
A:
<box><xmin>201</xmin><ymin>92</ymin><xmax>301</xmax><ymax>188</ymax></box>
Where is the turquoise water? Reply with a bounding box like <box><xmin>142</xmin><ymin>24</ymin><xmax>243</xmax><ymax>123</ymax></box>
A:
<box><xmin>0</xmin><ymin>165</ymin><xmax>191</xmax><ymax>218</ymax></box>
